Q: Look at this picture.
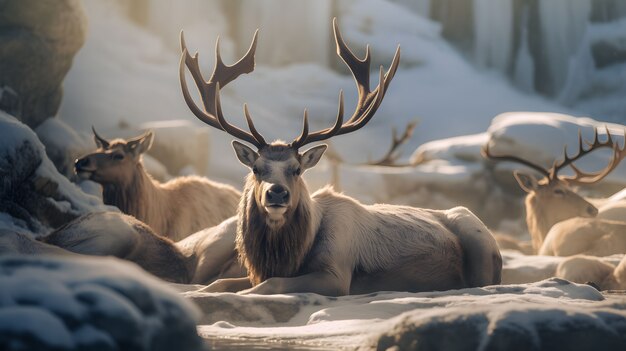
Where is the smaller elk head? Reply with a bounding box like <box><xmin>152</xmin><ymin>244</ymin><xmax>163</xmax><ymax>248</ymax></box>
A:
<box><xmin>483</xmin><ymin>127</ymin><xmax>626</xmax><ymax>249</ymax></box>
<box><xmin>179</xmin><ymin>18</ymin><xmax>399</xmax><ymax>229</ymax></box>
<box><xmin>74</xmin><ymin>128</ymin><xmax>154</xmax><ymax>185</ymax></box>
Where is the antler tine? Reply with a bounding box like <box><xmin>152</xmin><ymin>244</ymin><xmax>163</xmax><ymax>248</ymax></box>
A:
<box><xmin>558</xmin><ymin>127</ymin><xmax>626</xmax><ymax>185</ymax></box>
<box><xmin>481</xmin><ymin>143</ymin><xmax>551</xmax><ymax>177</ymax></box>
<box><xmin>243</xmin><ymin>104</ymin><xmax>267</xmax><ymax>146</ymax></box>
<box><xmin>369</xmin><ymin>120</ymin><xmax>417</xmax><ymax>166</ymax></box>
<box><xmin>290</xmin><ymin>18</ymin><xmax>400</xmax><ymax>148</ymax></box>
<box><xmin>179</xmin><ymin>30</ymin><xmax>266</xmax><ymax>148</ymax></box>
<box><xmin>291</xmin><ymin>91</ymin><xmax>345</xmax><ymax>148</ymax></box>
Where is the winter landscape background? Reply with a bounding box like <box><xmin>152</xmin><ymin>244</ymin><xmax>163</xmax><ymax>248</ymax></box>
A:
<box><xmin>2</xmin><ymin>0</ymin><xmax>626</xmax><ymax>349</ymax></box>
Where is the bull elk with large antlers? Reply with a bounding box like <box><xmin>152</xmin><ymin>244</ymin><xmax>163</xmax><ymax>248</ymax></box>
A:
<box><xmin>180</xmin><ymin>18</ymin><xmax>501</xmax><ymax>295</ymax></box>
<box><xmin>484</xmin><ymin>127</ymin><xmax>626</xmax><ymax>255</ymax></box>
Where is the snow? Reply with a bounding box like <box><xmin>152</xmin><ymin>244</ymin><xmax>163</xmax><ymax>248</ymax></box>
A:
<box><xmin>185</xmin><ymin>278</ymin><xmax>626</xmax><ymax>349</ymax></box>
<box><xmin>0</xmin><ymin>255</ymin><xmax>202</xmax><ymax>351</ymax></box>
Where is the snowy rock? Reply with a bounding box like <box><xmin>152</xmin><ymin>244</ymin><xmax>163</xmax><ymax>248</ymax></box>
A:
<box><xmin>0</xmin><ymin>0</ymin><xmax>87</xmax><ymax>127</ymax></box>
<box><xmin>35</xmin><ymin>118</ymin><xmax>94</xmax><ymax>179</ymax></box>
<box><xmin>0</xmin><ymin>255</ymin><xmax>203</xmax><ymax>351</ymax></box>
<box><xmin>0</xmin><ymin>112</ymin><xmax>110</xmax><ymax>234</ymax></box>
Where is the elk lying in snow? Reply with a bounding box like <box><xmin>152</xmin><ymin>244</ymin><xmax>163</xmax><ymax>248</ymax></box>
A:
<box><xmin>484</xmin><ymin>127</ymin><xmax>626</xmax><ymax>256</ymax></box>
<box><xmin>556</xmin><ymin>254</ymin><xmax>626</xmax><ymax>290</ymax></box>
<box><xmin>75</xmin><ymin>129</ymin><xmax>240</xmax><ymax>241</ymax></box>
<box><xmin>179</xmin><ymin>18</ymin><xmax>502</xmax><ymax>295</ymax></box>
<box><xmin>1</xmin><ymin>211</ymin><xmax>246</xmax><ymax>285</ymax></box>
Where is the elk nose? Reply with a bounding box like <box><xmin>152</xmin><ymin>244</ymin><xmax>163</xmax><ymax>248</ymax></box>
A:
<box><xmin>587</xmin><ymin>205</ymin><xmax>598</xmax><ymax>217</ymax></box>
<box><xmin>266</xmin><ymin>184</ymin><xmax>289</xmax><ymax>205</ymax></box>
<box><xmin>75</xmin><ymin>158</ymin><xmax>89</xmax><ymax>170</ymax></box>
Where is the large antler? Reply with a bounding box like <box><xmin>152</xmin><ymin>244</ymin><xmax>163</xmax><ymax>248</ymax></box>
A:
<box><xmin>290</xmin><ymin>18</ymin><xmax>401</xmax><ymax>149</ymax></box>
<box><xmin>368</xmin><ymin>121</ymin><xmax>417</xmax><ymax>166</ymax></box>
<box><xmin>551</xmin><ymin>127</ymin><xmax>626</xmax><ymax>185</ymax></box>
<box><xmin>482</xmin><ymin>126</ymin><xmax>626</xmax><ymax>185</ymax></box>
<box><xmin>179</xmin><ymin>30</ymin><xmax>267</xmax><ymax>148</ymax></box>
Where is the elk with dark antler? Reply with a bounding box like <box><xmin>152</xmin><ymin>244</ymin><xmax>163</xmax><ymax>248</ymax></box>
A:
<box><xmin>180</xmin><ymin>19</ymin><xmax>501</xmax><ymax>295</ymax></box>
<box><xmin>483</xmin><ymin>127</ymin><xmax>626</xmax><ymax>253</ymax></box>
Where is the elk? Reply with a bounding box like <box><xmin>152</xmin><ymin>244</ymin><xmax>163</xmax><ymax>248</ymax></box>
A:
<box><xmin>1</xmin><ymin>211</ymin><xmax>246</xmax><ymax>285</ymax></box>
<box><xmin>483</xmin><ymin>127</ymin><xmax>626</xmax><ymax>254</ymax></box>
<box><xmin>556</xmin><ymin>254</ymin><xmax>626</xmax><ymax>290</ymax></box>
<box><xmin>179</xmin><ymin>18</ymin><xmax>502</xmax><ymax>295</ymax></box>
<box><xmin>74</xmin><ymin>129</ymin><xmax>240</xmax><ymax>241</ymax></box>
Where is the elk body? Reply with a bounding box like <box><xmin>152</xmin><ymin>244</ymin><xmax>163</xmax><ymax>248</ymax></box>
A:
<box><xmin>75</xmin><ymin>130</ymin><xmax>240</xmax><ymax>241</ymax></box>
<box><xmin>180</xmin><ymin>19</ymin><xmax>502</xmax><ymax>295</ymax></box>
<box><xmin>0</xmin><ymin>211</ymin><xmax>246</xmax><ymax>285</ymax></box>
<box><xmin>484</xmin><ymin>128</ymin><xmax>626</xmax><ymax>255</ymax></box>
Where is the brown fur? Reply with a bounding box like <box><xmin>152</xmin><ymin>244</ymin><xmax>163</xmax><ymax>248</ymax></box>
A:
<box><xmin>43</xmin><ymin>212</ymin><xmax>191</xmax><ymax>283</ymax></box>
<box><xmin>77</xmin><ymin>135</ymin><xmax>240</xmax><ymax>241</ymax></box>
<box><xmin>236</xmin><ymin>174</ymin><xmax>313</xmax><ymax>285</ymax></box>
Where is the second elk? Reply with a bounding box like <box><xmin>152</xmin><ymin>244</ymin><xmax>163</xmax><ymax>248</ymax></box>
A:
<box><xmin>179</xmin><ymin>18</ymin><xmax>502</xmax><ymax>295</ymax></box>
<box><xmin>484</xmin><ymin>127</ymin><xmax>626</xmax><ymax>256</ymax></box>
<box><xmin>75</xmin><ymin>129</ymin><xmax>240</xmax><ymax>241</ymax></box>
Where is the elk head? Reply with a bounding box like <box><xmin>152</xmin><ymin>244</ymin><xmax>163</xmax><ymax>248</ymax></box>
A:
<box><xmin>179</xmin><ymin>18</ymin><xmax>400</xmax><ymax>228</ymax></box>
<box><xmin>75</xmin><ymin>128</ymin><xmax>154</xmax><ymax>185</ymax></box>
<box><xmin>483</xmin><ymin>127</ymin><xmax>626</xmax><ymax>249</ymax></box>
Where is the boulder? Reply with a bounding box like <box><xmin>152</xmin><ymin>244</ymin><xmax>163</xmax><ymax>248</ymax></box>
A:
<box><xmin>0</xmin><ymin>255</ymin><xmax>203</xmax><ymax>351</ymax></box>
<box><xmin>0</xmin><ymin>0</ymin><xmax>87</xmax><ymax>127</ymax></box>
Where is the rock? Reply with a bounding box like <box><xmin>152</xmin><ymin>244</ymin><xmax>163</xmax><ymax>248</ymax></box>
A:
<box><xmin>0</xmin><ymin>255</ymin><xmax>203</xmax><ymax>351</ymax></box>
<box><xmin>0</xmin><ymin>0</ymin><xmax>87</xmax><ymax>127</ymax></box>
<box><xmin>0</xmin><ymin>112</ymin><xmax>109</xmax><ymax>234</ymax></box>
<box><xmin>35</xmin><ymin>118</ymin><xmax>93</xmax><ymax>179</ymax></box>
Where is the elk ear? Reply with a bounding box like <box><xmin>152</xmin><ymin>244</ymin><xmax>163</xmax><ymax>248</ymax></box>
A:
<box><xmin>513</xmin><ymin>171</ymin><xmax>539</xmax><ymax>192</ymax></box>
<box><xmin>300</xmin><ymin>144</ymin><xmax>327</xmax><ymax>171</ymax></box>
<box><xmin>92</xmin><ymin>126</ymin><xmax>110</xmax><ymax>149</ymax></box>
<box><xmin>127</xmin><ymin>131</ymin><xmax>154</xmax><ymax>156</ymax></box>
<box><xmin>232</xmin><ymin>140</ymin><xmax>259</xmax><ymax>168</ymax></box>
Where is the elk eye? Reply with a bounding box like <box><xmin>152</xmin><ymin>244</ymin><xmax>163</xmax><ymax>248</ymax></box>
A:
<box><xmin>554</xmin><ymin>189</ymin><xmax>565</xmax><ymax>195</ymax></box>
<box><xmin>112</xmin><ymin>153</ymin><xmax>124</xmax><ymax>160</ymax></box>
<box><xmin>252</xmin><ymin>166</ymin><xmax>259</xmax><ymax>175</ymax></box>
<box><xmin>293</xmin><ymin>168</ymin><xmax>301</xmax><ymax>176</ymax></box>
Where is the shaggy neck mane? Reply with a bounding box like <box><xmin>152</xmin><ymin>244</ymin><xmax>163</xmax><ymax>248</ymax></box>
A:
<box><xmin>236</xmin><ymin>175</ymin><xmax>314</xmax><ymax>285</ymax></box>
<box><xmin>102</xmin><ymin>163</ymin><xmax>161</xmax><ymax>222</ymax></box>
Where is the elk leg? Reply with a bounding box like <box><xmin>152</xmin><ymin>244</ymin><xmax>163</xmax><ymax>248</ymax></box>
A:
<box><xmin>202</xmin><ymin>277</ymin><xmax>252</xmax><ymax>293</ymax></box>
<box><xmin>239</xmin><ymin>271</ymin><xmax>350</xmax><ymax>296</ymax></box>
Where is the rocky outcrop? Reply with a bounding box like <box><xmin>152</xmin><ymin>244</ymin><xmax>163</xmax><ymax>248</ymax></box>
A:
<box><xmin>0</xmin><ymin>0</ymin><xmax>87</xmax><ymax>127</ymax></box>
<box><xmin>0</xmin><ymin>112</ymin><xmax>108</xmax><ymax>234</ymax></box>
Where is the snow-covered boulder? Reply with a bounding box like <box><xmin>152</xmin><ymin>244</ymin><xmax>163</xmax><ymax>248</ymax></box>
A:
<box><xmin>486</xmin><ymin>112</ymin><xmax>626</xmax><ymax>195</ymax></box>
<box><xmin>0</xmin><ymin>112</ymin><xmax>110</xmax><ymax>234</ymax></box>
<box><xmin>0</xmin><ymin>0</ymin><xmax>87</xmax><ymax>127</ymax></box>
<box><xmin>0</xmin><ymin>255</ymin><xmax>202</xmax><ymax>351</ymax></box>
<box><xmin>185</xmin><ymin>278</ymin><xmax>626</xmax><ymax>350</ymax></box>
<box><xmin>35</xmin><ymin>118</ymin><xmax>94</xmax><ymax>179</ymax></box>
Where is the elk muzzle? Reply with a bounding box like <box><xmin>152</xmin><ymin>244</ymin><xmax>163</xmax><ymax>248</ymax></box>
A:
<box><xmin>266</xmin><ymin>184</ymin><xmax>289</xmax><ymax>206</ymax></box>
<box><xmin>75</xmin><ymin>157</ymin><xmax>95</xmax><ymax>178</ymax></box>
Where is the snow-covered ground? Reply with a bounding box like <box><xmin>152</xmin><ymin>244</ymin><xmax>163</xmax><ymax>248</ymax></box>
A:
<box><xmin>180</xmin><ymin>278</ymin><xmax>626</xmax><ymax>350</ymax></box>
